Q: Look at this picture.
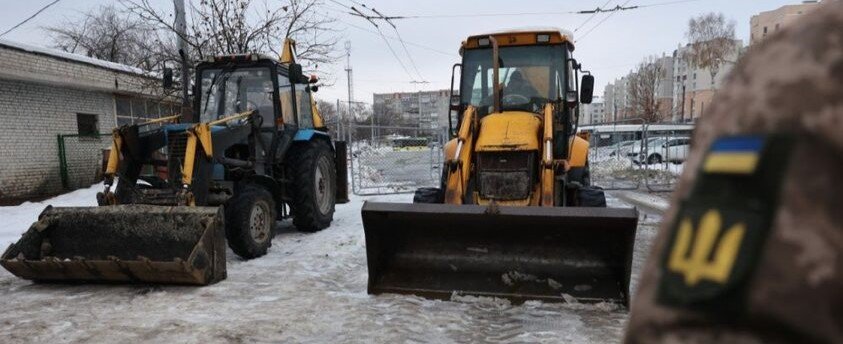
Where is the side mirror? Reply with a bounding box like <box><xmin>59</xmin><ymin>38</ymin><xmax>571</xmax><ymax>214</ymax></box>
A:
<box><xmin>580</xmin><ymin>74</ymin><xmax>594</xmax><ymax>104</ymax></box>
<box><xmin>288</xmin><ymin>63</ymin><xmax>306</xmax><ymax>83</ymax></box>
<box><xmin>449</xmin><ymin>94</ymin><xmax>461</xmax><ymax>111</ymax></box>
<box><xmin>163</xmin><ymin>67</ymin><xmax>174</xmax><ymax>89</ymax></box>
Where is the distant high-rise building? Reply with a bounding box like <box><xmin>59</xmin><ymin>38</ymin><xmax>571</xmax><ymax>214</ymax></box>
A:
<box><xmin>580</xmin><ymin>96</ymin><xmax>605</xmax><ymax>125</ymax></box>
<box><xmin>750</xmin><ymin>1</ymin><xmax>821</xmax><ymax>45</ymax></box>
<box><xmin>671</xmin><ymin>39</ymin><xmax>743</xmax><ymax>122</ymax></box>
<box><xmin>372</xmin><ymin>90</ymin><xmax>452</xmax><ymax>129</ymax></box>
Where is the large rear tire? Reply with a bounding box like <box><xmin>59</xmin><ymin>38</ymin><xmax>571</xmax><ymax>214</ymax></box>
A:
<box><xmin>225</xmin><ymin>186</ymin><xmax>276</xmax><ymax>259</ymax></box>
<box><xmin>413</xmin><ymin>187</ymin><xmax>442</xmax><ymax>203</ymax></box>
<box><xmin>287</xmin><ymin>139</ymin><xmax>336</xmax><ymax>232</ymax></box>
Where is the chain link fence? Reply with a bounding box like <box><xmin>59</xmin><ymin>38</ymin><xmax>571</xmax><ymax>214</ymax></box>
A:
<box><xmin>585</xmin><ymin>120</ymin><xmax>693</xmax><ymax>193</ymax></box>
<box><xmin>348</xmin><ymin>124</ymin><xmax>446</xmax><ymax>195</ymax></box>
<box><xmin>586</xmin><ymin>119</ymin><xmax>647</xmax><ymax>190</ymax></box>
<box><xmin>57</xmin><ymin>133</ymin><xmax>111</xmax><ymax>190</ymax></box>
<box><xmin>642</xmin><ymin>126</ymin><xmax>691</xmax><ymax>192</ymax></box>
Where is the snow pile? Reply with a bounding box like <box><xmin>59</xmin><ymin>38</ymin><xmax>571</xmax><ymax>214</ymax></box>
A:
<box><xmin>0</xmin><ymin>182</ymin><xmax>102</xmax><ymax>248</ymax></box>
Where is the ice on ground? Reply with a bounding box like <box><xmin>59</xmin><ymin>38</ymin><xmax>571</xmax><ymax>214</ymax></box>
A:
<box><xmin>0</xmin><ymin>187</ymin><xmax>658</xmax><ymax>343</ymax></box>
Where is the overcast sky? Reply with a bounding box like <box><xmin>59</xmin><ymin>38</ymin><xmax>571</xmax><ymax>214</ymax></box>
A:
<box><xmin>1</xmin><ymin>0</ymin><xmax>802</xmax><ymax>103</ymax></box>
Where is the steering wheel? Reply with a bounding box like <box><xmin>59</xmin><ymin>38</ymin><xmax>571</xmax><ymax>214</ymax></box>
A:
<box><xmin>235</xmin><ymin>100</ymin><xmax>258</xmax><ymax>113</ymax></box>
<box><xmin>502</xmin><ymin>94</ymin><xmax>530</xmax><ymax>105</ymax></box>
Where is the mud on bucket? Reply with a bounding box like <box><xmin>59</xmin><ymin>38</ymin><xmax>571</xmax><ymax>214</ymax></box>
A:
<box><xmin>0</xmin><ymin>205</ymin><xmax>226</xmax><ymax>285</ymax></box>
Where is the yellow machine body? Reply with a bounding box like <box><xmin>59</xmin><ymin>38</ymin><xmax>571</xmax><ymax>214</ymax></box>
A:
<box><xmin>363</xmin><ymin>28</ymin><xmax>638</xmax><ymax>307</ymax></box>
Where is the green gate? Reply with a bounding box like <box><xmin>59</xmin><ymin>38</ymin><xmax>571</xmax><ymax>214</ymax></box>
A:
<box><xmin>57</xmin><ymin>133</ymin><xmax>111</xmax><ymax>190</ymax></box>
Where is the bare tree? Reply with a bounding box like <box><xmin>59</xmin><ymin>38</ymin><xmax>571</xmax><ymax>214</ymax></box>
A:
<box><xmin>684</xmin><ymin>12</ymin><xmax>737</xmax><ymax>84</ymax></box>
<box><xmin>316</xmin><ymin>99</ymin><xmax>337</xmax><ymax>123</ymax></box>
<box><xmin>120</xmin><ymin>0</ymin><xmax>338</xmax><ymax>74</ymax></box>
<box><xmin>627</xmin><ymin>56</ymin><xmax>664</xmax><ymax>123</ymax></box>
<box><xmin>45</xmin><ymin>4</ymin><xmax>167</xmax><ymax>72</ymax></box>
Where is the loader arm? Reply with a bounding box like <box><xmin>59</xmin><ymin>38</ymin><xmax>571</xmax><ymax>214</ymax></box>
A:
<box><xmin>101</xmin><ymin>115</ymin><xmax>181</xmax><ymax>205</ymax></box>
<box><xmin>541</xmin><ymin>103</ymin><xmax>557</xmax><ymax>207</ymax></box>
<box><xmin>179</xmin><ymin>111</ymin><xmax>254</xmax><ymax>206</ymax></box>
<box><xmin>443</xmin><ymin>106</ymin><xmax>477</xmax><ymax>204</ymax></box>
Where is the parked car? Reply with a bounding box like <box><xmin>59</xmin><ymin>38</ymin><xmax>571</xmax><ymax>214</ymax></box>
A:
<box><xmin>624</xmin><ymin>137</ymin><xmax>662</xmax><ymax>159</ymax></box>
<box><xmin>607</xmin><ymin>140</ymin><xmax>641</xmax><ymax>157</ymax></box>
<box><xmin>630</xmin><ymin>137</ymin><xmax>691</xmax><ymax>164</ymax></box>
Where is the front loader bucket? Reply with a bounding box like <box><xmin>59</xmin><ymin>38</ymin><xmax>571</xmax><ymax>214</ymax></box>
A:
<box><xmin>1</xmin><ymin>205</ymin><xmax>226</xmax><ymax>285</ymax></box>
<box><xmin>362</xmin><ymin>202</ymin><xmax>638</xmax><ymax>307</ymax></box>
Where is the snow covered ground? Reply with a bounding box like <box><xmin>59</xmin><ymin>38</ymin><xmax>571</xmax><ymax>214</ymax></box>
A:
<box><xmin>0</xmin><ymin>184</ymin><xmax>662</xmax><ymax>343</ymax></box>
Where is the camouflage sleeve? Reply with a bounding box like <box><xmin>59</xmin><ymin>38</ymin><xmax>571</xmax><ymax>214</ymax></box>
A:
<box><xmin>624</xmin><ymin>2</ymin><xmax>843</xmax><ymax>343</ymax></box>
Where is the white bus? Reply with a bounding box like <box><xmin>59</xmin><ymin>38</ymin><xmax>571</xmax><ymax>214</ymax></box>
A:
<box><xmin>579</xmin><ymin>123</ymin><xmax>694</xmax><ymax>147</ymax></box>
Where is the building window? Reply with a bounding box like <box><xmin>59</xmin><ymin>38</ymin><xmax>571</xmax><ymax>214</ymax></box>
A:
<box><xmin>77</xmin><ymin>113</ymin><xmax>99</xmax><ymax>137</ymax></box>
<box><xmin>763</xmin><ymin>26</ymin><xmax>768</xmax><ymax>34</ymax></box>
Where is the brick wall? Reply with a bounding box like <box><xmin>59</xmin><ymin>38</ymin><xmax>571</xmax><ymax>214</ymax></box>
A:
<box><xmin>0</xmin><ymin>79</ymin><xmax>116</xmax><ymax>201</ymax></box>
<box><xmin>0</xmin><ymin>42</ymin><xmax>169</xmax><ymax>203</ymax></box>
<box><xmin>0</xmin><ymin>43</ymin><xmax>156</xmax><ymax>97</ymax></box>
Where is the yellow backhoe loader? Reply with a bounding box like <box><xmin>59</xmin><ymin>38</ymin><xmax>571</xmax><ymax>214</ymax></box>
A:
<box><xmin>362</xmin><ymin>28</ymin><xmax>639</xmax><ymax>306</ymax></box>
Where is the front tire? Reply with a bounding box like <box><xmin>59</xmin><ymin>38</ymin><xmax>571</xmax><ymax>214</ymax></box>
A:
<box><xmin>413</xmin><ymin>187</ymin><xmax>442</xmax><ymax>203</ymax></box>
<box><xmin>287</xmin><ymin>140</ymin><xmax>336</xmax><ymax>232</ymax></box>
<box><xmin>647</xmin><ymin>154</ymin><xmax>662</xmax><ymax>164</ymax></box>
<box><xmin>225</xmin><ymin>186</ymin><xmax>276</xmax><ymax>259</ymax></box>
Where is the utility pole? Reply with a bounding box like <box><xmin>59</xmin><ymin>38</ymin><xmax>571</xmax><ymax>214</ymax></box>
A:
<box><xmin>174</xmin><ymin>0</ymin><xmax>189</xmax><ymax>112</ymax></box>
<box><xmin>336</xmin><ymin>98</ymin><xmax>342</xmax><ymax>141</ymax></box>
<box><xmin>345</xmin><ymin>41</ymin><xmax>362</xmax><ymax>143</ymax></box>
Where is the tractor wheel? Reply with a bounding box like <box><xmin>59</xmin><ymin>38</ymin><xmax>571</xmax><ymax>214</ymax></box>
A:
<box><xmin>413</xmin><ymin>187</ymin><xmax>442</xmax><ymax>203</ymax></box>
<box><xmin>568</xmin><ymin>159</ymin><xmax>592</xmax><ymax>187</ymax></box>
<box><xmin>225</xmin><ymin>185</ymin><xmax>276</xmax><ymax>259</ymax></box>
<box><xmin>287</xmin><ymin>139</ymin><xmax>336</xmax><ymax>232</ymax></box>
<box><xmin>647</xmin><ymin>154</ymin><xmax>663</xmax><ymax>165</ymax></box>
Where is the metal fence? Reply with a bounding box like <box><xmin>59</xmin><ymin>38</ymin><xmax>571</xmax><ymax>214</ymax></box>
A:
<box><xmin>587</xmin><ymin>119</ymin><xmax>647</xmax><ymax>190</ymax></box>
<box><xmin>348</xmin><ymin>124</ymin><xmax>446</xmax><ymax>195</ymax></box>
<box><xmin>57</xmin><ymin>133</ymin><xmax>111</xmax><ymax>190</ymax></box>
<box><xmin>642</xmin><ymin>127</ymin><xmax>691</xmax><ymax>192</ymax></box>
<box><xmin>586</xmin><ymin>120</ymin><xmax>693</xmax><ymax>193</ymax></box>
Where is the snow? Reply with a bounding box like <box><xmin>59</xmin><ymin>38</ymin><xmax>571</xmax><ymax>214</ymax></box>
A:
<box><xmin>0</xmin><ymin>185</ymin><xmax>660</xmax><ymax>343</ymax></box>
<box><xmin>0</xmin><ymin>183</ymin><xmax>101</xmax><ymax>248</ymax></box>
<box><xmin>0</xmin><ymin>39</ymin><xmax>150</xmax><ymax>77</ymax></box>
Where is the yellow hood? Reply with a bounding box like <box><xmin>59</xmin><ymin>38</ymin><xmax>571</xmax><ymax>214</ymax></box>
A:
<box><xmin>475</xmin><ymin>112</ymin><xmax>542</xmax><ymax>151</ymax></box>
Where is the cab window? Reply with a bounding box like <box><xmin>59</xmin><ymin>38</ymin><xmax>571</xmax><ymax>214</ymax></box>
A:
<box><xmin>278</xmin><ymin>74</ymin><xmax>296</xmax><ymax>126</ymax></box>
<box><xmin>295</xmin><ymin>84</ymin><xmax>314</xmax><ymax>128</ymax></box>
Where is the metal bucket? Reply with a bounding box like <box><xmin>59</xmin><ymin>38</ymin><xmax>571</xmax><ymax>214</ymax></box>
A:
<box><xmin>362</xmin><ymin>202</ymin><xmax>638</xmax><ymax>306</ymax></box>
<box><xmin>1</xmin><ymin>205</ymin><xmax>226</xmax><ymax>285</ymax></box>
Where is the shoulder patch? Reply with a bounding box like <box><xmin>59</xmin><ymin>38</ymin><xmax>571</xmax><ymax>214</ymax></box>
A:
<box><xmin>657</xmin><ymin>134</ymin><xmax>794</xmax><ymax>315</ymax></box>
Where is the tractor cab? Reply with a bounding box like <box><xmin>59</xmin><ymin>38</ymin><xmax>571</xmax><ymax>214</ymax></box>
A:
<box><xmin>192</xmin><ymin>53</ymin><xmax>322</xmax><ymax>132</ymax></box>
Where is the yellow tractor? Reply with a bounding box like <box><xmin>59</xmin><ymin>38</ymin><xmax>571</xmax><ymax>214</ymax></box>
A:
<box><xmin>362</xmin><ymin>28</ymin><xmax>639</xmax><ymax>306</ymax></box>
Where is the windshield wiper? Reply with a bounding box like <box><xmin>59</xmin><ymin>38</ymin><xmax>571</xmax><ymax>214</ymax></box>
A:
<box><xmin>200</xmin><ymin>63</ymin><xmax>235</xmax><ymax>120</ymax></box>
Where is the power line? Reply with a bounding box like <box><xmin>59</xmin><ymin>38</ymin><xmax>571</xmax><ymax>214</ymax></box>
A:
<box><xmin>331</xmin><ymin>1</ymin><xmax>430</xmax><ymax>82</ymax></box>
<box><xmin>333</xmin><ymin>17</ymin><xmax>455</xmax><ymax>56</ymax></box>
<box><xmin>366</xmin><ymin>7</ymin><xmax>425</xmax><ymax>81</ymax></box>
<box><xmin>0</xmin><ymin>0</ymin><xmax>61</xmax><ymax>38</ymax></box>
<box><xmin>574</xmin><ymin>0</ymin><xmax>614</xmax><ymax>32</ymax></box>
<box><xmin>577</xmin><ymin>0</ymin><xmax>634</xmax><ymax>42</ymax></box>
<box><xmin>339</xmin><ymin>0</ymin><xmax>701</xmax><ymax>20</ymax></box>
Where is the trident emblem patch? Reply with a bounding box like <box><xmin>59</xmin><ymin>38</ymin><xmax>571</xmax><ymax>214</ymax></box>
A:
<box><xmin>667</xmin><ymin>209</ymin><xmax>745</xmax><ymax>286</ymax></box>
<box><xmin>657</xmin><ymin>134</ymin><xmax>792</xmax><ymax>313</ymax></box>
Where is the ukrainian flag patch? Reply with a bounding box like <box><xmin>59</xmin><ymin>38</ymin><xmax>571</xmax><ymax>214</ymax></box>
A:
<box><xmin>703</xmin><ymin>136</ymin><xmax>765</xmax><ymax>174</ymax></box>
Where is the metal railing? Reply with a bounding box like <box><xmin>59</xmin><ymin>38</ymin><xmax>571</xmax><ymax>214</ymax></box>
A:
<box><xmin>586</xmin><ymin>119</ymin><xmax>692</xmax><ymax>193</ymax></box>
<box><xmin>57</xmin><ymin>133</ymin><xmax>111</xmax><ymax>190</ymax></box>
<box><xmin>348</xmin><ymin>124</ymin><xmax>446</xmax><ymax>195</ymax></box>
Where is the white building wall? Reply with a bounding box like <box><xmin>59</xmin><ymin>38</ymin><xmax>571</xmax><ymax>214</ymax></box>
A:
<box><xmin>0</xmin><ymin>40</ymin><xmax>168</xmax><ymax>202</ymax></box>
